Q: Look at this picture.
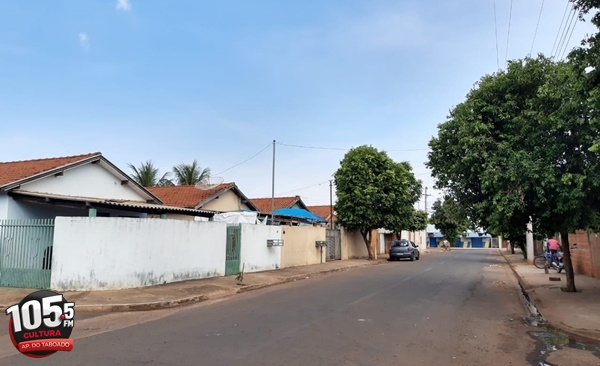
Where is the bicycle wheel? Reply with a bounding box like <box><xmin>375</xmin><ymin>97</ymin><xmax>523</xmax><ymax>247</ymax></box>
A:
<box><xmin>533</xmin><ymin>255</ymin><xmax>547</xmax><ymax>269</ymax></box>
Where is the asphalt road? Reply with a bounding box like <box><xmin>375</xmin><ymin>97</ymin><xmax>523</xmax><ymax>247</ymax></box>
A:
<box><xmin>0</xmin><ymin>250</ymin><xmax>539</xmax><ymax>365</ymax></box>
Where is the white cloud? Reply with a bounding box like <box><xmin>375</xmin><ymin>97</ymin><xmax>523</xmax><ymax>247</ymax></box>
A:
<box><xmin>116</xmin><ymin>0</ymin><xmax>131</xmax><ymax>11</ymax></box>
<box><xmin>78</xmin><ymin>33</ymin><xmax>89</xmax><ymax>50</ymax></box>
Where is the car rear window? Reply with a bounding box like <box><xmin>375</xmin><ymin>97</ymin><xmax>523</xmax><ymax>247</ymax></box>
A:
<box><xmin>392</xmin><ymin>241</ymin><xmax>409</xmax><ymax>247</ymax></box>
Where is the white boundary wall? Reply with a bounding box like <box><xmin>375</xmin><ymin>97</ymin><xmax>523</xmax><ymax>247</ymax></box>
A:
<box><xmin>51</xmin><ymin>217</ymin><xmax>227</xmax><ymax>290</ymax></box>
<box><xmin>240</xmin><ymin>224</ymin><xmax>282</xmax><ymax>272</ymax></box>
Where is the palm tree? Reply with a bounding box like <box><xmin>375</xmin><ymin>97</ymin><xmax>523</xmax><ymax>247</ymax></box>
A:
<box><xmin>172</xmin><ymin>159</ymin><xmax>211</xmax><ymax>185</ymax></box>
<box><xmin>128</xmin><ymin>160</ymin><xmax>173</xmax><ymax>187</ymax></box>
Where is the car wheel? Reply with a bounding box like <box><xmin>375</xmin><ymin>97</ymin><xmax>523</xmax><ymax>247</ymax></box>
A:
<box><xmin>410</xmin><ymin>253</ymin><xmax>415</xmax><ymax>261</ymax></box>
<box><xmin>416</xmin><ymin>253</ymin><xmax>420</xmax><ymax>260</ymax></box>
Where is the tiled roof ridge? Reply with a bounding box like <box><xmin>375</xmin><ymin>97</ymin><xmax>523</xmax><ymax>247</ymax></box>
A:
<box><xmin>250</xmin><ymin>195</ymin><xmax>299</xmax><ymax>200</ymax></box>
<box><xmin>0</xmin><ymin>152</ymin><xmax>101</xmax><ymax>165</ymax></box>
<box><xmin>147</xmin><ymin>182</ymin><xmax>234</xmax><ymax>189</ymax></box>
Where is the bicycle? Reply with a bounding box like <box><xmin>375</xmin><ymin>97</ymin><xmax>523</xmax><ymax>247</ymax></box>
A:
<box><xmin>534</xmin><ymin>251</ymin><xmax>562</xmax><ymax>271</ymax></box>
<box><xmin>533</xmin><ymin>252</ymin><xmax>549</xmax><ymax>269</ymax></box>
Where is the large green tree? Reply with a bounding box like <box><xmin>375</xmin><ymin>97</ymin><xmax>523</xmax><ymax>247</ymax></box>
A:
<box><xmin>427</xmin><ymin>55</ymin><xmax>600</xmax><ymax>292</ymax></box>
<box><xmin>429</xmin><ymin>197</ymin><xmax>469</xmax><ymax>246</ymax></box>
<box><xmin>406</xmin><ymin>210</ymin><xmax>428</xmax><ymax>232</ymax></box>
<box><xmin>172</xmin><ymin>160</ymin><xmax>211</xmax><ymax>186</ymax></box>
<box><xmin>571</xmin><ymin>1</ymin><xmax>600</xmax><ymax>153</ymax></box>
<box><xmin>334</xmin><ymin>146</ymin><xmax>422</xmax><ymax>260</ymax></box>
<box><xmin>128</xmin><ymin>161</ymin><xmax>173</xmax><ymax>187</ymax></box>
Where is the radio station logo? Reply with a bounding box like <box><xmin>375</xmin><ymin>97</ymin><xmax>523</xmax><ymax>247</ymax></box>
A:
<box><xmin>5</xmin><ymin>290</ymin><xmax>75</xmax><ymax>358</ymax></box>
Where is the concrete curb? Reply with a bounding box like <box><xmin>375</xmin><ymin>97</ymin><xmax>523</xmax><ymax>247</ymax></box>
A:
<box><xmin>1</xmin><ymin>261</ymin><xmax>387</xmax><ymax>313</ymax></box>
<box><xmin>235</xmin><ymin>262</ymin><xmax>386</xmax><ymax>294</ymax></box>
<box><xmin>498</xmin><ymin>250</ymin><xmax>600</xmax><ymax>343</ymax></box>
<box><xmin>498</xmin><ymin>250</ymin><xmax>531</xmax><ymax>293</ymax></box>
<box><xmin>73</xmin><ymin>294</ymin><xmax>211</xmax><ymax>313</ymax></box>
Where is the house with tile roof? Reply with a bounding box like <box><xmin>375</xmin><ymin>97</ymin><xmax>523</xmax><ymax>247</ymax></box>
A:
<box><xmin>0</xmin><ymin>152</ymin><xmax>215</xmax><ymax>220</ymax></box>
<box><xmin>248</xmin><ymin>195</ymin><xmax>325</xmax><ymax>225</ymax></box>
<box><xmin>306</xmin><ymin>205</ymin><xmax>337</xmax><ymax>227</ymax></box>
<box><xmin>249</xmin><ymin>195</ymin><xmax>308</xmax><ymax>213</ymax></box>
<box><xmin>147</xmin><ymin>183</ymin><xmax>259</xmax><ymax>220</ymax></box>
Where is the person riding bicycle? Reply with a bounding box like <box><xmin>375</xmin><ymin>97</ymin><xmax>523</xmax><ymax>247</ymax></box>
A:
<box><xmin>547</xmin><ymin>238</ymin><xmax>560</xmax><ymax>265</ymax></box>
<box><xmin>442</xmin><ymin>239</ymin><xmax>450</xmax><ymax>251</ymax></box>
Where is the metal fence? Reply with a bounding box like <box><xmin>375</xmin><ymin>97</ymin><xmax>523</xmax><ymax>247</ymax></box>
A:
<box><xmin>0</xmin><ymin>219</ymin><xmax>54</xmax><ymax>289</ymax></box>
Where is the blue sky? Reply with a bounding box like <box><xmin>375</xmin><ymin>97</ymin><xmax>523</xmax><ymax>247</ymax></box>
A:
<box><xmin>1</xmin><ymin>0</ymin><xmax>597</xmax><ymax>210</ymax></box>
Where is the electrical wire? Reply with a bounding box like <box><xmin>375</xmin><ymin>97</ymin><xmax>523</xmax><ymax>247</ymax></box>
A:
<box><xmin>505</xmin><ymin>0</ymin><xmax>514</xmax><ymax>67</ymax></box>
<box><xmin>215</xmin><ymin>143</ymin><xmax>272</xmax><ymax>175</ymax></box>
<box><xmin>276</xmin><ymin>180</ymin><xmax>331</xmax><ymax>195</ymax></box>
<box><xmin>493</xmin><ymin>0</ymin><xmax>500</xmax><ymax>70</ymax></box>
<box><xmin>530</xmin><ymin>0</ymin><xmax>545</xmax><ymax>56</ymax></box>
<box><xmin>555</xmin><ymin>5</ymin><xmax>577</xmax><ymax>59</ymax></box>
<box><xmin>277</xmin><ymin>142</ymin><xmax>429</xmax><ymax>152</ymax></box>
<box><xmin>551</xmin><ymin>2</ymin><xmax>571</xmax><ymax>58</ymax></box>
<box><xmin>558</xmin><ymin>8</ymin><xmax>579</xmax><ymax>59</ymax></box>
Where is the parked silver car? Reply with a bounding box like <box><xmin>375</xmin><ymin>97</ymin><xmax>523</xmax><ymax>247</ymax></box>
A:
<box><xmin>388</xmin><ymin>240</ymin><xmax>420</xmax><ymax>261</ymax></box>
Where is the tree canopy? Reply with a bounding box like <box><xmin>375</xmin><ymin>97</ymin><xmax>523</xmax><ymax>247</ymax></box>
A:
<box><xmin>406</xmin><ymin>210</ymin><xmax>428</xmax><ymax>233</ymax></box>
<box><xmin>172</xmin><ymin>160</ymin><xmax>211</xmax><ymax>186</ymax></box>
<box><xmin>128</xmin><ymin>161</ymin><xmax>172</xmax><ymax>187</ymax></box>
<box><xmin>334</xmin><ymin>145</ymin><xmax>422</xmax><ymax>259</ymax></box>
<box><xmin>429</xmin><ymin>197</ymin><xmax>469</xmax><ymax>246</ymax></box>
<box><xmin>427</xmin><ymin>54</ymin><xmax>600</xmax><ymax>291</ymax></box>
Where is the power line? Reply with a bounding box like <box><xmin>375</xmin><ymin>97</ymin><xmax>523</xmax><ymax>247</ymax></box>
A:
<box><xmin>555</xmin><ymin>4</ymin><xmax>577</xmax><ymax>59</ymax></box>
<box><xmin>493</xmin><ymin>0</ymin><xmax>500</xmax><ymax>70</ymax></box>
<box><xmin>505</xmin><ymin>0</ymin><xmax>514</xmax><ymax>67</ymax></box>
<box><xmin>530</xmin><ymin>0</ymin><xmax>545</xmax><ymax>56</ymax></box>
<box><xmin>278</xmin><ymin>142</ymin><xmax>346</xmax><ymax>151</ymax></box>
<box><xmin>278</xmin><ymin>142</ymin><xmax>429</xmax><ymax>152</ymax></box>
<box><xmin>558</xmin><ymin>8</ymin><xmax>579</xmax><ymax>59</ymax></box>
<box><xmin>215</xmin><ymin>143</ymin><xmax>271</xmax><ymax>175</ymax></box>
<box><xmin>276</xmin><ymin>180</ymin><xmax>331</xmax><ymax>195</ymax></box>
<box><xmin>551</xmin><ymin>2</ymin><xmax>571</xmax><ymax>58</ymax></box>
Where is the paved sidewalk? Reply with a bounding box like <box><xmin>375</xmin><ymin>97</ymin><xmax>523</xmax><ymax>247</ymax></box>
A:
<box><xmin>500</xmin><ymin>250</ymin><xmax>600</xmax><ymax>343</ymax></box>
<box><xmin>0</xmin><ymin>259</ymin><xmax>387</xmax><ymax>313</ymax></box>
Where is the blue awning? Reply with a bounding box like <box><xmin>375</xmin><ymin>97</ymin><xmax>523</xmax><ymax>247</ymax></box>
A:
<box><xmin>272</xmin><ymin>208</ymin><xmax>327</xmax><ymax>223</ymax></box>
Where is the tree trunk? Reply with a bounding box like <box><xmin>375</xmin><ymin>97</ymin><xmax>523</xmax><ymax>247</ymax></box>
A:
<box><xmin>510</xmin><ymin>241</ymin><xmax>515</xmax><ymax>254</ymax></box>
<box><xmin>517</xmin><ymin>241</ymin><xmax>526</xmax><ymax>259</ymax></box>
<box><xmin>560</xmin><ymin>231</ymin><xmax>577</xmax><ymax>292</ymax></box>
<box><xmin>360</xmin><ymin>230</ymin><xmax>375</xmax><ymax>260</ymax></box>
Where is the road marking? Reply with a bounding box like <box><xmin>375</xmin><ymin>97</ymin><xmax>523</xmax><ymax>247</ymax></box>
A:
<box><xmin>348</xmin><ymin>292</ymin><xmax>377</xmax><ymax>306</ymax></box>
<box><xmin>424</xmin><ymin>267</ymin><xmax>433</xmax><ymax>272</ymax></box>
<box><xmin>401</xmin><ymin>276</ymin><xmax>413</xmax><ymax>282</ymax></box>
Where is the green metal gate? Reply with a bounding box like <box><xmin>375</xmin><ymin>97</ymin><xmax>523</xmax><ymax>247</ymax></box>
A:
<box><xmin>0</xmin><ymin>219</ymin><xmax>54</xmax><ymax>289</ymax></box>
<box><xmin>225</xmin><ymin>224</ymin><xmax>242</xmax><ymax>275</ymax></box>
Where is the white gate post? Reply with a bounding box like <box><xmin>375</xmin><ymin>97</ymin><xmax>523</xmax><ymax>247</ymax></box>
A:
<box><xmin>526</xmin><ymin>219</ymin><xmax>534</xmax><ymax>265</ymax></box>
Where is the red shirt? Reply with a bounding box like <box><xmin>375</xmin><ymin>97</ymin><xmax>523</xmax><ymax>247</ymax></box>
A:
<box><xmin>548</xmin><ymin>239</ymin><xmax>560</xmax><ymax>251</ymax></box>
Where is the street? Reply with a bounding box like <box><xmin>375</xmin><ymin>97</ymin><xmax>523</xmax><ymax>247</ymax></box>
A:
<box><xmin>0</xmin><ymin>251</ymin><xmax>555</xmax><ymax>365</ymax></box>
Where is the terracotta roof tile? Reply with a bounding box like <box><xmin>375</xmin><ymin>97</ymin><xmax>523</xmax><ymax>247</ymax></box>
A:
<box><xmin>147</xmin><ymin>183</ymin><xmax>235</xmax><ymax>209</ymax></box>
<box><xmin>249</xmin><ymin>196</ymin><xmax>303</xmax><ymax>213</ymax></box>
<box><xmin>0</xmin><ymin>152</ymin><xmax>101</xmax><ymax>188</ymax></box>
<box><xmin>307</xmin><ymin>205</ymin><xmax>336</xmax><ymax>221</ymax></box>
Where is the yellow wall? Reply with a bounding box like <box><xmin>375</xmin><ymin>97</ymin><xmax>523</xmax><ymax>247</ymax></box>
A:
<box><xmin>281</xmin><ymin>226</ymin><xmax>327</xmax><ymax>268</ymax></box>
<box><xmin>341</xmin><ymin>229</ymin><xmax>368</xmax><ymax>259</ymax></box>
<box><xmin>201</xmin><ymin>190</ymin><xmax>252</xmax><ymax>212</ymax></box>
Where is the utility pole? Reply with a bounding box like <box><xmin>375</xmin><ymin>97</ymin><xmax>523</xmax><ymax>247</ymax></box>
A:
<box><xmin>271</xmin><ymin>140</ymin><xmax>276</xmax><ymax>225</ymax></box>
<box><xmin>423</xmin><ymin>187</ymin><xmax>432</xmax><ymax>215</ymax></box>
<box><xmin>422</xmin><ymin>186</ymin><xmax>432</xmax><ymax>249</ymax></box>
<box><xmin>329</xmin><ymin>180</ymin><xmax>333</xmax><ymax>229</ymax></box>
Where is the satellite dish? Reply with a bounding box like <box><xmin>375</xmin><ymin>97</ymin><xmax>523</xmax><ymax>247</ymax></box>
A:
<box><xmin>195</xmin><ymin>176</ymin><xmax>225</xmax><ymax>190</ymax></box>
